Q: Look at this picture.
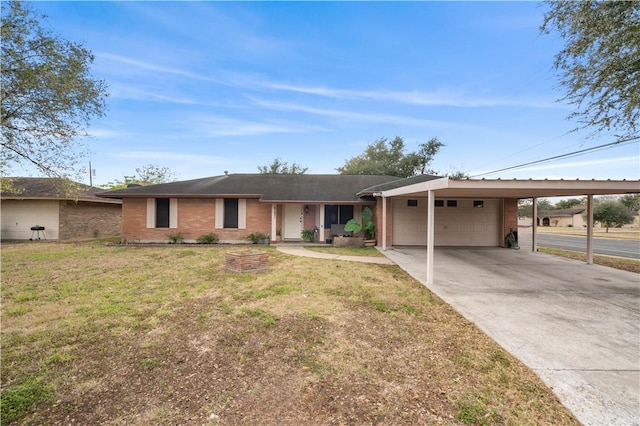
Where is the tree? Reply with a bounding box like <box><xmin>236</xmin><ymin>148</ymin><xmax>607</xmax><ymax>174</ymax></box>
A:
<box><xmin>101</xmin><ymin>164</ymin><xmax>177</xmax><ymax>190</ymax></box>
<box><xmin>541</xmin><ymin>1</ymin><xmax>640</xmax><ymax>139</ymax></box>
<box><xmin>518</xmin><ymin>198</ymin><xmax>554</xmax><ymax>218</ymax></box>
<box><xmin>258</xmin><ymin>158</ymin><xmax>308</xmax><ymax>174</ymax></box>
<box><xmin>619</xmin><ymin>194</ymin><xmax>640</xmax><ymax>214</ymax></box>
<box><xmin>555</xmin><ymin>198</ymin><xmax>585</xmax><ymax>209</ymax></box>
<box><xmin>591</xmin><ymin>200</ymin><xmax>635</xmax><ymax>232</ymax></box>
<box><xmin>336</xmin><ymin>136</ymin><xmax>443</xmax><ymax>178</ymax></box>
<box><xmin>1</xmin><ymin>0</ymin><xmax>108</xmax><ymax>178</ymax></box>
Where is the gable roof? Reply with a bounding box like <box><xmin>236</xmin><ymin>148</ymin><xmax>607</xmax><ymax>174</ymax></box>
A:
<box><xmin>538</xmin><ymin>208</ymin><xmax>586</xmax><ymax>217</ymax></box>
<box><xmin>1</xmin><ymin>177</ymin><xmax>121</xmax><ymax>204</ymax></box>
<box><xmin>97</xmin><ymin>174</ymin><xmax>403</xmax><ymax>203</ymax></box>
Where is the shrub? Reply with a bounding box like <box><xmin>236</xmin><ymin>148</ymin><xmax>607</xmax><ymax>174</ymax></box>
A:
<box><xmin>301</xmin><ymin>229</ymin><xmax>316</xmax><ymax>242</ymax></box>
<box><xmin>344</xmin><ymin>218</ymin><xmax>362</xmax><ymax>235</ymax></box>
<box><xmin>167</xmin><ymin>232</ymin><xmax>185</xmax><ymax>243</ymax></box>
<box><xmin>246</xmin><ymin>232</ymin><xmax>269</xmax><ymax>244</ymax></box>
<box><xmin>196</xmin><ymin>233</ymin><xmax>219</xmax><ymax>244</ymax></box>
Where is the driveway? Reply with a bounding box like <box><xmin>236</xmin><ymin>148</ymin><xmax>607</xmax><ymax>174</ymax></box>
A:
<box><xmin>381</xmin><ymin>247</ymin><xmax>640</xmax><ymax>426</ymax></box>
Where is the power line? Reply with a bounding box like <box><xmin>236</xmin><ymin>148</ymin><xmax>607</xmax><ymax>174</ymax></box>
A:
<box><xmin>469</xmin><ymin>136</ymin><xmax>639</xmax><ymax>178</ymax></box>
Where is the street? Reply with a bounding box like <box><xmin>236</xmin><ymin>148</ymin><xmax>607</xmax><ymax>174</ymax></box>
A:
<box><xmin>532</xmin><ymin>233</ymin><xmax>640</xmax><ymax>259</ymax></box>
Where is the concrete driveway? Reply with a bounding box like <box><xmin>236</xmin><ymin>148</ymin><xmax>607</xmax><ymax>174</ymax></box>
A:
<box><xmin>381</xmin><ymin>247</ymin><xmax>640</xmax><ymax>426</ymax></box>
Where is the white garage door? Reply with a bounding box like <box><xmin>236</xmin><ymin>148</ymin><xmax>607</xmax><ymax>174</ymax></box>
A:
<box><xmin>392</xmin><ymin>198</ymin><xmax>427</xmax><ymax>245</ymax></box>
<box><xmin>434</xmin><ymin>199</ymin><xmax>500</xmax><ymax>246</ymax></box>
<box><xmin>392</xmin><ymin>198</ymin><xmax>500</xmax><ymax>247</ymax></box>
<box><xmin>1</xmin><ymin>200</ymin><xmax>59</xmax><ymax>240</ymax></box>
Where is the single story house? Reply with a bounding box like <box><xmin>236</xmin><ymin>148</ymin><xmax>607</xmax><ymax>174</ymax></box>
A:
<box><xmin>97</xmin><ymin>173</ymin><xmax>638</xmax><ymax>249</ymax></box>
<box><xmin>1</xmin><ymin>177</ymin><xmax>122</xmax><ymax>240</ymax></box>
<box><xmin>518</xmin><ymin>207</ymin><xmax>588</xmax><ymax>228</ymax></box>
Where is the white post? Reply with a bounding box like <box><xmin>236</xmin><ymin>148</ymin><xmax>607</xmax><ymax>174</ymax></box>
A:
<box><xmin>319</xmin><ymin>204</ymin><xmax>325</xmax><ymax>243</ymax></box>
<box><xmin>271</xmin><ymin>204</ymin><xmax>277</xmax><ymax>241</ymax></box>
<box><xmin>382</xmin><ymin>196</ymin><xmax>387</xmax><ymax>250</ymax></box>
<box><xmin>587</xmin><ymin>194</ymin><xmax>594</xmax><ymax>264</ymax></box>
<box><xmin>427</xmin><ymin>190</ymin><xmax>435</xmax><ymax>285</ymax></box>
<box><xmin>532</xmin><ymin>197</ymin><xmax>538</xmax><ymax>252</ymax></box>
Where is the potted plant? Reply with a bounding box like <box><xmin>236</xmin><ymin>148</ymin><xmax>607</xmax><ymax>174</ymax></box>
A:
<box><xmin>301</xmin><ymin>228</ymin><xmax>316</xmax><ymax>242</ymax></box>
<box><xmin>362</xmin><ymin>206</ymin><xmax>376</xmax><ymax>247</ymax></box>
<box><xmin>334</xmin><ymin>219</ymin><xmax>364</xmax><ymax>247</ymax></box>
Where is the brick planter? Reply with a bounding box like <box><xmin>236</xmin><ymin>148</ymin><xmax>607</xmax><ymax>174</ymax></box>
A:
<box><xmin>332</xmin><ymin>236</ymin><xmax>364</xmax><ymax>248</ymax></box>
<box><xmin>225</xmin><ymin>250</ymin><xmax>269</xmax><ymax>273</ymax></box>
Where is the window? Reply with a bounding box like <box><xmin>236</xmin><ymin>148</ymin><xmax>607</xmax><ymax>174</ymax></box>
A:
<box><xmin>146</xmin><ymin>198</ymin><xmax>178</xmax><ymax>229</ymax></box>
<box><xmin>447</xmin><ymin>200</ymin><xmax>458</xmax><ymax>207</ymax></box>
<box><xmin>407</xmin><ymin>199</ymin><xmax>418</xmax><ymax>207</ymax></box>
<box><xmin>434</xmin><ymin>200</ymin><xmax>444</xmax><ymax>207</ymax></box>
<box><xmin>224</xmin><ymin>198</ymin><xmax>239</xmax><ymax>228</ymax></box>
<box><xmin>324</xmin><ymin>205</ymin><xmax>354</xmax><ymax>228</ymax></box>
<box><xmin>473</xmin><ymin>200</ymin><xmax>484</xmax><ymax>208</ymax></box>
<box><xmin>155</xmin><ymin>198</ymin><xmax>170</xmax><ymax>228</ymax></box>
<box><xmin>215</xmin><ymin>198</ymin><xmax>246</xmax><ymax>229</ymax></box>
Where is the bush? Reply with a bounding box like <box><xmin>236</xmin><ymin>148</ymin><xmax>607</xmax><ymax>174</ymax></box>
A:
<box><xmin>167</xmin><ymin>232</ymin><xmax>185</xmax><ymax>243</ymax></box>
<box><xmin>246</xmin><ymin>232</ymin><xmax>269</xmax><ymax>244</ymax></box>
<box><xmin>301</xmin><ymin>229</ymin><xmax>316</xmax><ymax>242</ymax></box>
<box><xmin>344</xmin><ymin>218</ymin><xmax>362</xmax><ymax>235</ymax></box>
<box><xmin>196</xmin><ymin>233</ymin><xmax>219</xmax><ymax>244</ymax></box>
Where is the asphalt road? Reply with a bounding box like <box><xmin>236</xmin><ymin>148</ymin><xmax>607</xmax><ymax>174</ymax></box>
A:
<box><xmin>536</xmin><ymin>234</ymin><xmax>640</xmax><ymax>259</ymax></box>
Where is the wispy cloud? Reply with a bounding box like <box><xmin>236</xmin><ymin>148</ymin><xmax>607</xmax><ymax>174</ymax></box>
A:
<box><xmin>115</xmin><ymin>151</ymin><xmax>227</xmax><ymax>165</ymax></box>
<box><xmin>248</xmin><ymin>96</ymin><xmax>462</xmax><ymax>128</ymax></box>
<box><xmin>191</xmin><ymin>115</ymin><xmax>329</xmax><ymax>137</ymax></box>
<box><xmin>515</xmin><ymin>156</ymin><xmax>640</xmax><ymax>173</ymax></box>
<box><xmin>258</xmin><ymin>82</ymin><xmax>558</xmax><ymax>109</ymax></box>
<box><xmin>100</xmin><ymin>53</ymin><xmax>222</xmax><ymax>84</ymax></box>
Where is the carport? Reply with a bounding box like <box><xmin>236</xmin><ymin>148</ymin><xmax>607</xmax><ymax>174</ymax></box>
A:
<box><xmin>374</xmin><ymin>177</ymin><xmax>640</xmax><ymax>284</ymax></box>
<box><xmin>382</xmin><ymin>246</ymin><xmax>640</xmax><ymax>425</ymax></box>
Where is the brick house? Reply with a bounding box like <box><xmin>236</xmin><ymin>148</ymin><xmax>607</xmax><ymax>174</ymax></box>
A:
<box><xmin>97</xmin><ymin>173</ymin><xmax>638</xmax><ymax>250</ymax></box>
<box><xmin>1</xmin><ymin>177</ymin><xmax>122</xmax><ymax>240</ymax></box>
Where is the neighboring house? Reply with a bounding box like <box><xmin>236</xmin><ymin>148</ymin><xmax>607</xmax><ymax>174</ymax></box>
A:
<box><xmin>538</xmin><ymin>208</ymin><xmax>587</xmax><ymax>227</ymax></box>
<box><xmin>517</xmin><ymin>208</ymin><xmax>588</xmax><ymax>227</ymax></box>
<box><xmin>1</xmin><ymin>177</ymin><xmax>122</xmax><ymax>240</ymax></box>
<box><xmin>98</xmin><ymin>173</ymin><xmax>639</xmax><ymax>248</ymax></box>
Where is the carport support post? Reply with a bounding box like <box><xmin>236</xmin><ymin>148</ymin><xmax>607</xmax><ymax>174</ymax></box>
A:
<box><xmin>587</xmin><ymin>194</ymin><xmax>594</xmax><ymax>264</ymax></box>
<box><xmin>532</xmin><ymin>197</ymin><xmax>538</xmax><ymax>252</ymax></box>
<box><xmin>427</xmin><ymin>189</ymin><xmax>435</xmax><ymax>285</ymax></box>
<box><xmin>381</xmin><ymin>196</ymin><xmax>387</xmax><ymax>251</ymax></box>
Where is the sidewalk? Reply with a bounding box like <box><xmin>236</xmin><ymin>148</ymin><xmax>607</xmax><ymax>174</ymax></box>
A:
<box><xmin>276</xmin><ymin>246</ymin><xmax>395</xmax><ymax>265</ymax></box>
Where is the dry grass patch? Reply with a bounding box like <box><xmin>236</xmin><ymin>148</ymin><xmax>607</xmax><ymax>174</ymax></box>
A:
<box><xmin>1</xmin><ymin>241</ymin><xmax>578</xmax><ymax>425</ymax></box>
<box><xmin>538</xmin><ymin>247</ymin><xmax>640</xmax><ymax>273</ymax></box>
<box><xmin>537</xmin><ymin>226</ymin><xmax>640</xmax><ymax>241</ymax></box>
<box><xmin>303</xmin><ymin>246</ymin><xmax>384</xmax><ymax>257</ymax></box>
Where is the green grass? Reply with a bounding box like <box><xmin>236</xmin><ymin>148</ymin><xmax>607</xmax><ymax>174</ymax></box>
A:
<box><xmin>0</xmin><ymin>241</ymin><xmax>579</xmax><ymax>425</ymax></box>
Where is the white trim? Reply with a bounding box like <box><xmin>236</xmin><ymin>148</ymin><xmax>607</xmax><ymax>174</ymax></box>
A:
<box><xmin>238</xmin><ymin>199</ymin><xmax>247</xmax><ymax>229</ymax></box>
<box><xmin>381</xmin><ymin>196</ymin><xmax>387</xmax><ymax>250</ymax></box>
<box><xmin>271</xmin><ymin>204</ymin><xmax>277</xmax><ymax>240</ymax></box>
<box><xmin>587</xmin><ymin>195</ymin><xmax>594</xmax><ymax>264</ymax></box>
<box><xmin>214</xmin><ymin>199</ymin><xmax>223</xmax><ymax>229</ymax></box>
<box><xmin>146</xmin><ymin>198</ymin><xmax>155</xmax><ymax>228</ymax></box>
<box><xmin>169</xmin><ymin>198</ymin><xmax>178</xmax><ymax>228</ymax></box>
<box><xmin>426</xmin><ymin>190</ymin><xmax>435</xmax><ymax>285</ymax></box>
<box><xmin>381</xmin><ymin>177</ymin><xmax>449</xmax><ymax>198</ymax></box>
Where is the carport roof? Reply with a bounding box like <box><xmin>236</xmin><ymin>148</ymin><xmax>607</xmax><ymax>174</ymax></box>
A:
<box><xmin>377</xmin><ymin>177</ymin><xmax>640</xmax><ymax>199</ymax></box>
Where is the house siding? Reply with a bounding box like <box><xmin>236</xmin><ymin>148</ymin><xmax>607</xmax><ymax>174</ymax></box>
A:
<box><xmin>59</xmin><ymin>201</ymin><xmax>121</xmax><ymax>240</ymax></box>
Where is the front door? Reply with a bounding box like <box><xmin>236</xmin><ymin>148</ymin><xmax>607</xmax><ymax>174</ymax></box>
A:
<box><xmin>284</xmin><ymin>204</ymin><xmax>302</xmax><ymax>240</ymax></box>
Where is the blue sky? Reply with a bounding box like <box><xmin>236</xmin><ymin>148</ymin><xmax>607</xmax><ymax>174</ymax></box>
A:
<box><xmin>26</xmin><ymin>1</ymin><xmax>640</xmax><ymax>185</ymax></box>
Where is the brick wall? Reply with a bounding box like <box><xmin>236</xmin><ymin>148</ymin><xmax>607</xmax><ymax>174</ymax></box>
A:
<box><xmin>120</xmin><ymin>197</ymin><xmax>273</xmax><ymax>242</ymax></box>
<box><xmin>502</xmin><ymin>198</ymin><xmax>519</xmax><ymax>247</ymax></box>
<box><xmin>58</xmin><ymin>201</ymin><xmax>122</xmax><ymax>240</ymax></box>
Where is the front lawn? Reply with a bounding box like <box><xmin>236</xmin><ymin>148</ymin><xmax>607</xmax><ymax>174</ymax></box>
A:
<box><xmin>1</xmin><ymin>241</ymin><xmax>578</xmax><ymax>425</ymax></box>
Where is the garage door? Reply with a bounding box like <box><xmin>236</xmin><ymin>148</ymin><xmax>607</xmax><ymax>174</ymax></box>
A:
<box><xmin>392</xmin><ymin>198</ymin><xmax>500</xmax><ymax>246</ymax></box>
<box><xmin>1</xmin><ymin>200</ymin><xmax>59</xmax><ymax>240</ymax></box>
<box><xmin>392</xmin><ymin>198</ymin><xmax>427</xmax><ymax>245</ymax></box>
<box><xmin>434</xmin><ymin>199</ymin><xmax>500</xmax><ymax>246</ymax></box>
